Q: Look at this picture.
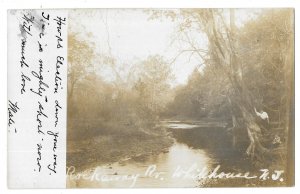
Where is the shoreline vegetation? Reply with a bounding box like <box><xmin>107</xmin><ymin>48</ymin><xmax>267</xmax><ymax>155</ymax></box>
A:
<box><xmin>67</xmin><ymin>118</ymin><xmax>287</xmax><ymax>187</ymax></box>
<box><xmin>67</xmin><ymin>9</ymin><xmax>294</xmax><ymax>187</ymax></box>
<box><xmin>66</xmin><ymin>118</ymin><xmax>225</xmax><ymax>173</ymax></box>
<box><xmin>67</xmin><ymin>120</ymin><xmax>174</xmax><ymax>172</ymax></box>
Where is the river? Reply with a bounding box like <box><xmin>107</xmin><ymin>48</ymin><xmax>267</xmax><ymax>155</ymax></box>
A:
<box><xmin>67</xmin><ymin>121</ymin><xmax>225</xmax><ymax>188</ymax></box>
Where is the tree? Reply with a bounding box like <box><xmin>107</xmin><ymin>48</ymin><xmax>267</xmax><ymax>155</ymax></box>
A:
<box><xmin>150</xmin><ymin>9</ymin><xmax>294</xmax><ymax>164</ymax></box>
<box><xmin>134</xmin><ymin>55</ymin><xmax>174</xmax><ymax>118</ymax></box>
<box><xmin>68</xmin><ymin>32</ymin><xmax>95</xmax><ymax>103</ymax></box>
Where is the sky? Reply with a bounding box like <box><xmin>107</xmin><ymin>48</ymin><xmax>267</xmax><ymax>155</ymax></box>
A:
<box><xmin>69</xmin><ymin>9</ymin><xmax>260</xmax><ymax>86</ymax></box>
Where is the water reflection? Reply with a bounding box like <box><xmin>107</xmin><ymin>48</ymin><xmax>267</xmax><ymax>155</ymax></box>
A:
<box><xmin>67</xmin><ymin>142</ymin><xmax>215</xmax><ymax>188</ymax></box>
<box><xmin>67</xmin><ymin>121</ymin><xmax>220</xmax><ymax>188</ymax></box>
<box><xmin>167</xmin><ymin>123</ymin><xmax>201</xmax><ymax>129</ymax></box>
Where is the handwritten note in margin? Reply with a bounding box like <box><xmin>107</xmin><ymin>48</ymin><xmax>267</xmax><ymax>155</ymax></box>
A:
<box><xmin>7</xmin><ymin>10</ymin><xmax>67</xmax><ymax>188</ymax></box>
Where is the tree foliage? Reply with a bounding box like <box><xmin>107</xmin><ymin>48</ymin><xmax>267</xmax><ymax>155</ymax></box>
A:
<box><xmin>159</xmin><ymin>9</ymin><xmax>294</xmax><ymax>165</ymax></box>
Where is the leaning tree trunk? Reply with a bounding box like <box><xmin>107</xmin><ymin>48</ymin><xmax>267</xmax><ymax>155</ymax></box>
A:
<box><xmin>203</xmin><ymin>9</ymin><xmax>269</xmax><ymax>162</ymax></box>
<box><xmin>227</xmin><ymin>83</ymin><xmax>269</xmax><ymax>161</ymax></box>
<box><xmin>241</xmin><ymin>106</ymin><xmax>269</xmax><ymax>160</ymax></box>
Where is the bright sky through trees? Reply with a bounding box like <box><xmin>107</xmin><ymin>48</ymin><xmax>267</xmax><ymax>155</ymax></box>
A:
<box><xmin>69</xmin><ymin>9</ymin><xmax>260</xmax><ymax>86</ymax></box>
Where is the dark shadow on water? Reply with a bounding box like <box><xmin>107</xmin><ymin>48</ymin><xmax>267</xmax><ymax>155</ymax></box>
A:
<box><xmin>168</xmin><ymin>127</ymin><xmax>255</xmax><ymax>172</ymax></box>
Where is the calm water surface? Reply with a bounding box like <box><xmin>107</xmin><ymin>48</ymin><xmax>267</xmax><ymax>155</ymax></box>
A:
<box><xmin>67</xmin><ymin>122</ymin><xmax>217</xmax><ymax>188</ymax></box>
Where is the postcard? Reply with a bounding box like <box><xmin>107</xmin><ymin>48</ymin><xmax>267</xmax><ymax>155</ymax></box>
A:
<box><xmin>7</xmin><ymin>8</ymin><xmax>295</xmax><ymax>188</ymax></box>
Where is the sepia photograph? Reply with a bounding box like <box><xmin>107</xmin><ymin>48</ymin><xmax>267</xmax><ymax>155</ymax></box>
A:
<box><xmin>66</xmin><ymin>8</ymin><xmax>294</xmax><ymax>188</ymax></box>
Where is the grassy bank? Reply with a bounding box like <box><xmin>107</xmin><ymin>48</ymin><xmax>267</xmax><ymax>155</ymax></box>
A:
<box><xmin>67</xmin><ymin>120</ymin><xmax>173</xmax><ymax>172</ymax></box>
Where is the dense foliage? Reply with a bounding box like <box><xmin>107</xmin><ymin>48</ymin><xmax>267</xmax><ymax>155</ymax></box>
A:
<box><xmin>67</xmin><ymin>9</ymin><xmax>294</xmax><ymax>178</ymax></box>
<box><xmin>163</xmin><ymin>9</ymin><xmax>294</xmax><ymax>169</ymax></box>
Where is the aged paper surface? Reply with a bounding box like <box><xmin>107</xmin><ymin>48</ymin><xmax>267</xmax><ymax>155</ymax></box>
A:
<box><xmin>7</xmin><ymin>10</ymin><xmax>67</xmax><ymax>188</ymax></box>
<box><xmin>7</xmin><ymin>8</ymin><xmax>294</xmax><ymax>188</ymax></box>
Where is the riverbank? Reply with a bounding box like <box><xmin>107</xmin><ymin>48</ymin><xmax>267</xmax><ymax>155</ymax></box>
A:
<box><xmin>201</xmin><ymin>142</ymin><xmax>289</xmax><ymax>187</ymax></box>
<box><xmin>67</xmin><ymin>119</ymin><xmax>289</xmax><ymax>187</ymax></box>
<box><xmin>167</xmin><ymin>124</ymin><xmax>289</xmax><ymax>187</ymax></box>
<box><xmin>67</xmin><ymin>121</ymin><xmax>173</xmax><ymax>172</ymax></box>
